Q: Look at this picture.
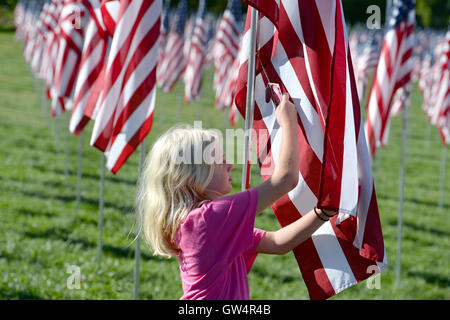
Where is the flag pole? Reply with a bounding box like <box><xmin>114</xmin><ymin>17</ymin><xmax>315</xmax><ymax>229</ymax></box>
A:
<box><xmin>97</xmin><ymin>153</ymin><xmax>106</xmax><ymax>265</ymax></box>
<box><xmin>242</xmin><ymin>7</ymin><xmax>258</xmax><ymax>192</ymax></box>
<box><xmin>76</xmin><ymin>132</ymin><xmax>83</xmax><ymax>213</ymax></box>
<box><xmin>396</xmin><ymin>95</ymin><xmax>407</xmax><ymax>287</ymax></box>
<box><xmin>134</xmin><ymin>138</ymin><xmax>146</xmax><ymax>300</ymax></box>
<box><xmin>55</xmin><ymin>115</ymin><xmax>61</xmax><ymax>154</ymax></box>
<box><xmin>424</xmin><ymin>119</ymin><xmax>431</xmax><ymax>151</ymax></box>
<box><xmin>64</xmin><ymin>111</ymin><xmax>70</xmax><ymax>176</ymax></box>
<box><xmin>438</xmin><ymin>145</ymin><xmax>447</xmax><ymax>211</ymax></box>
<box><xmin>176</xmin><ymin>84</ymin><xmax>182</xmax><ymax>123</ymax></box>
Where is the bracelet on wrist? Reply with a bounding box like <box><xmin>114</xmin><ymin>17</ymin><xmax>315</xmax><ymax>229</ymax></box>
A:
<box><xmin>314</xmin><ymin>207</ymin><xmax>328</xmax><ymax>222</ymax></box>
<box><xmin>321</xmin><ymin>209</ymin><xmax>336</xmax><ymax>218</ymax></box>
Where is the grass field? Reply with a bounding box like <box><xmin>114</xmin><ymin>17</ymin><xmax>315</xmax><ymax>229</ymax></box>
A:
<box><xmin>0</xmin><ymin>31</ymin><xmax>449</xmax><ymax>300</ymax></box>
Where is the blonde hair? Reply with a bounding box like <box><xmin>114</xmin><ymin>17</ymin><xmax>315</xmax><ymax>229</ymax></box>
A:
<box><xmin>136</xmin><ymin>124</ymin><xmax>220</xmax><ymax>258</ymax></box>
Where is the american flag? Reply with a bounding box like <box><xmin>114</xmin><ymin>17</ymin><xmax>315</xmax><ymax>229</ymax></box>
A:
<box><xmin>156</xmin><ymin>0</ymin><xmax>171</xmax><ymax>86</ymax></box>
<box><xmin>235</xmin><ymin>0</ymin><xmax>386</xmax><ymax>300</ymax></box>
<box><xmin>22</xmin><ymin>0</ymin><xmax>42</xmax><ymax>67</ymax></box>
<box><xmin>157</xmin><ymin>0</ymin><xmax>187</xmax><ymax>93</ymax></box>
<box><xmin>79</xmin><ymin>0</ymin><xmax>120</xmax><ymax>127</ymax></box>
<box><xmin>418</xmin><ymin>51</ymin><xmax>433</xmax><ymax>115</ymax></box>
<box><xmin>69</xmin><ymin>0</ymin><xmax>108</xmax><ymax>135</ymax></box>
<box><xmin>215</xmin><ymin>38</ymin><xmax>242</xmax><ymax>126</ymax></box>
<box><xmin>89</xmin><ymin>0</ymin><xmax>161</xmax><ymax>173</ymax></box>
<box><xmin>431</xmin><ymin>31</ymin><xmax>450</xmax><ymax>146</ymax></box>
<box><xmin>355</xmin><ymin>31</ymin><xmax>381</xmax><ymax>102</ymax></box>
<box><xmin>364</xmin><ymin>0</ymin><xmax>415</xmax><ymax>159</ymax></box>
<box><xmin>29</xmin><ymin>1</ymin><xmax>48</xmax><ymax>76</ymax></box>
<box><xmin>38</xmin><ymin>0</ymin><xmax>63</xmax><ymax>99</ymax></box>
<box><xmin>50</xmin><ymin>0</ymin><xmax>92</xmax><ymax>117</ymax></box>
<box><xmin>184</xmin><ymin>0</ymin><xmax>208</xmax><ymax>103</ymax></box>
<box><xmin>213</xmin><ymin>0</ymin><xmax>242</xmax><ymax>110</ymax></box>
<box><xmin>390</xmin><ymin>81</ymin><xmax>412</xmax><ymax>118</ymax></box>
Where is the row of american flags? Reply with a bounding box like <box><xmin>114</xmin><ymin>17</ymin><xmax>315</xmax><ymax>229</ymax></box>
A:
<box><xmin>14</xmin><ymin>0</ymin><xmax>449</xmax><ymax>300</ymax></box>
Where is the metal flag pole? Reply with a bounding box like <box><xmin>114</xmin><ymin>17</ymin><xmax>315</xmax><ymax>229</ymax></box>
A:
<box><xmin>385</xmin><ymin>0</ymin><xmax>392</xmax><ymax>26</ymax></box>
<box><xmin>396</xmin><ymin>94</ymin><xmax>407</xmax><ymax>288</ymax></box>
<box><xmin>242</xmin><ymin>7</ymin><xmax>258</xmax><ymax>192</ymax></box>
<box><xmin>76</xmin><ymin>132</ymin><xmax>83</xmax><ymax>213</ymax></box>
<box><xmin>55</xmin><ymin>115</ymin><xmax>61</xmax><ymax>154</ymax></box>
<box><xmin>438</xmin><ymin>145</ymin><xmax>447</xmax><ymax>211</ymax></box>
<box><xmin>134</xmin><ymin>139</ymin><xmax>146</xmax><ymax>300</ymax></box>
<box><xmin>64</xmin><ymin>111</ymin><xmax>70</xmax><ymax>176</ymax></box>
<box><xmin>176</xmin><ymin>83</ymin><xmax>183</xmax><ymax>124</ymax></box>
<box><xmin>97</xmin><ymin>153</ymin><xmax>106</xmax><ymax>265</ymax></box>
<box><xmin>424</xmin><ymin>119</ymin><xmax>431</xmax><ymax>151</ymax></box>
<box><xmin>374</xmin><ymin>147</ymin><xmax>382</xmax><ymax>183</ymax></box>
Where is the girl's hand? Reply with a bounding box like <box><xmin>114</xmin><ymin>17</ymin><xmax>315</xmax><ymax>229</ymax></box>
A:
<box><xmin>275</xmin><ymin>93</ymin><xmax>297</xmax><ymax>128</ymax></box>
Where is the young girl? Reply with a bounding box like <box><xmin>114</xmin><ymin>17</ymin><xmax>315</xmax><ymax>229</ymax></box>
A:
<box><xmin>137</xmin><ymin>94</ymin><xmax>337</xmax><ymax>300</ymax></box>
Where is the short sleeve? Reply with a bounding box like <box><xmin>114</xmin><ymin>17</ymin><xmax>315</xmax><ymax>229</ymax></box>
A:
<box><xmin>203</xmin><ymin>188</ymin><xmax>259</xmax><ymax>265</ymax></box>
<box><xmin>243</xmin><ymin>228</ymin><xmax>266</xmax><ymax>273</ymax></box>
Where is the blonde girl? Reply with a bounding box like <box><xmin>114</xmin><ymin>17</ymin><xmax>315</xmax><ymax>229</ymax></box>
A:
<box><xmin>137</xmin><ymin>94</ymin><xmax>336</xmax><ymax>300</ymax></box>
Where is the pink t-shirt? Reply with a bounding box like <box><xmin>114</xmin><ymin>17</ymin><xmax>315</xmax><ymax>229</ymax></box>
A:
<box><xmin>174</xmin><ymin>188</ymin><xmax>266</xmax><ymax>300</ymax></box>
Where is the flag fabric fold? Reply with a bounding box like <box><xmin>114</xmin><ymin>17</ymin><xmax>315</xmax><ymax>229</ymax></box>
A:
<box><xmin>235</xmin><ymin>0</ymin><xmax>386</xmax><ymax>300</ymax></box>
<box><xmin>90</xmin><ymin>0</ymin><xmax>161</xmax><ymax>173</ymax></box>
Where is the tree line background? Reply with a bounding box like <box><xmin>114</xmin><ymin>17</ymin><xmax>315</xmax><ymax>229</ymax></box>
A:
<box><xmin>0</xmin><ymin>0</ymin><xmax>448</xmax><ymax>29</ymax></box>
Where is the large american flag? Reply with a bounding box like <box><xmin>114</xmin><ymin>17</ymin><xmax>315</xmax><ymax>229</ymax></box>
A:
<box><xmin>183</xmin><ymin>0</ymin><xmax>208</xmax><ymax>103</ymax></box>
<box><xmin>213</xmin><ymin>0</ymin><xmax>242</xmax><ymax>110</ymax></box>
<box><xmin>364</xmin><ymin>0</ymin><xmax>415</xmax><ymax>159</ymax></box>
<box><xmin>89</xmin><ymin>0</ymin><xmax>161</xmax><ymax>173</ymax></box>
<box><xmin>235</xmin><ymin>0</ymin><xmax>386</xmax><ymax>300</ymax></box>
<box><xmin>157</xmin><ymin>0</ymin><xmax>187</xmax><ymax>93</ymax></box>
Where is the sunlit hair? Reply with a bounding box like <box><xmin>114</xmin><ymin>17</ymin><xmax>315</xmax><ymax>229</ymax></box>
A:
<box><xmin>136</xmin><ymin>124</ymin><xmax>221</xmax><ymax>258</ymax></box>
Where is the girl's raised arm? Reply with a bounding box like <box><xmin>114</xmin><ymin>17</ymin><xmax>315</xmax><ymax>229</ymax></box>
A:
<box><xmin>255</xmin><ymin>93</ymin><xmax>300</xmax><ymax>214</ymax></box>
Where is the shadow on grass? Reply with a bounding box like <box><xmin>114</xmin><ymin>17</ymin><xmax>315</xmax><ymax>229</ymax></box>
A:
<box><xmin>23</xmin><ymin>227</ymin><xmax>157</xmax><ymax>262</ymax></box>
<box><xmin>251</xmin><ymin>265</ymin><xmax>297</xmax><ymax>284</ymax></box>
<box><xmin>20</xmin><ymin>190</ymin><xmax>134</xmax><ymax>214</ymax></box>
<box><xmin>1</xmin><ymin>289</ymin><xmax>44</xmax><ymax>299</ymax></box>
<box><xmin>31</xmin><ymin>163</ymin><xmax>138</xmax><ymax>187</ymax></box>
<box><xmin>387</xmin><ymin>220</ymin><xmax>450</xmax><ymax>238</ymax></box>
<box><xmin>14</xmin><ymin>207</ymin><xmax>54</xmax><ymax>218</ymax></box>
<box><xmin>377</xmin><ymin>193</ymin><xmax>449</xmax><ymax>210</ymax></box>
<box><xmin>407</xmin><ymin>271</ymin><xmax>450</xmax><ymax>289</ymax></box>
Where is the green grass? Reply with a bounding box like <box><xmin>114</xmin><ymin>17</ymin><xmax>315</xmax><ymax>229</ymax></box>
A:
<box><xmin>0</xmin><ymin>31</ymin><xmax>449</xmax><ymax>300</ymax></box>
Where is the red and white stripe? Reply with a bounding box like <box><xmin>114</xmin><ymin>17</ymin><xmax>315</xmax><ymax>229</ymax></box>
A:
<box><xmin>39</xmin><ymin>0</ymin><xmax>63</xmax><ymax>95</ymax></box>
<box><xmin>235</xmin><ymin>0</ymin><xmax>386</xmax><ymax>300</ymax></box>
<box><xmin>50</xmin><ymin>0</ymin><xmax>92</xmax><ymax>117</ymax></box>
<box><xmin>355</xmin><ymin>40</ymin><xmax>380</xmax><ymax>102</ymax></box>
<box><xmin>157</xmin><ymin>33</ymin><xmax>185</xmax><ymax>93</ymax></box>
<box><xmin>390</xmin><ymin>81</ymin><xmax>412</xmax><ymax>118</ymax></box>
<box><xmin>431</xmin><ymin>32</ymin><xmax>450</xmax><ymax>145</ymax></box>
<box><xmin>90</xmin><ymin>0</ymin><xmax>161</xmax><ymax>173</ymax></box>
<box><xmin>184</xmin><ymin>13</ymin><xmax>208</xmax><ymax>103</ymax></box>
<box><xmin>69</xmin><ymin>1</ymin><xmax>109</xmax><ymax>135</ymax></box>
<box><xmin>213</xmin><ymin>7</ymin><xmax>241</xmax><ymax>109</ymax></box>
<box><xmin>364</xmin><ymin>4</ymin><xmax>415</xmax><ymax>159</ymax></box>
<box><xmin>216</xmin><ymin>41</ymin><xmax>242</xmax><ymax>127</ymax></box>
<box><xmin>78</xmin><ymin>0</ymin><xmax>120</xmax><ymax>127</ymax></box>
